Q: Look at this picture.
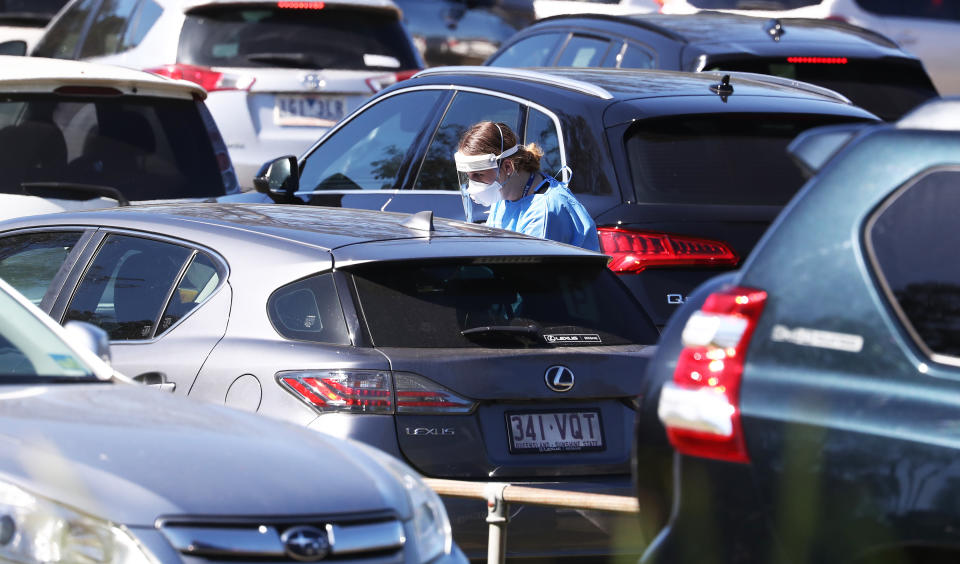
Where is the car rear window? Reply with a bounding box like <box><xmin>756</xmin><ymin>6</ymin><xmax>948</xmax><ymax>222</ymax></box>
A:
<box><xmin>349</xmin><ymin>259</ymin><xmax>658</xmax><ymax>348</ymax></box>
<box><xmin>624</xmin><ymin>114</ymin><xmax>865</xmax><ymax>206</ymax></box>
<box><xmin>0</xmin><ymin>94</ymin><xmax>228</xmax><ymax>201</ymax></box>
<box><xmin>178</xmin><ymin>5</ymin><xmax>420</xmax><ymax>71</ymax></box>
<box><xmin>709</xmin><ymin>58</ymin><xmax>939</xmax><ymax>121</ymax></box>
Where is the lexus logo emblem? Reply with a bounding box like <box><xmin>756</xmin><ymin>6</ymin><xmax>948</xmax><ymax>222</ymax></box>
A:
<box><xmin>280</xmin><ymin>526</ymin><xmax>330</xmax><ymax>562</ymax></box>
<box><xmin>545</xmin><ymin>366</ymin><xmax>575</xmax><ymax>392</ymax></box>
<box><xmin>302</xmin><ymin>74</ymin><xmax>325</xmax><ymax>90</ymax></box>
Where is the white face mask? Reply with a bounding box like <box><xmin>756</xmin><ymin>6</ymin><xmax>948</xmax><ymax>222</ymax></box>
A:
<box><xmin>466</xmin><ymin>178</ymin><xmax>504</xmax><ymax>207</ymax></box>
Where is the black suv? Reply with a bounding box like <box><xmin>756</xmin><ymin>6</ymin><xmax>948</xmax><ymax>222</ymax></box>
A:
<box><xmin>247</xmin><ymin>66</ymin><xmax>879</xmax><ymax>327</ymax></box>
<box><xmin>486</xmin><ymin>12</ymin><xmax>940</xmax><ymax>120</ymax></box>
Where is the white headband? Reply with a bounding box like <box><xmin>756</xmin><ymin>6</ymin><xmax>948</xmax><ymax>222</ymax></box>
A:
<box><xmin>454</xmin><ymin>145</ymin><xmax>519</xmax><ymax>172</ymax></box>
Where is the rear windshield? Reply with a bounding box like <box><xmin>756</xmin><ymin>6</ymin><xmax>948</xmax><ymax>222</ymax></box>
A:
<box><xmin>179</xmin><ymin>5</ymin><xmax>420</xmax><ymax>70</ymax></box>
<box><xmin>709</xmin><ymin>59</ymin><xmax>938</xmax><ymax>121</ymax></box>
<box><xmin>0</xmin><ymin>94</ymin><xmax>228</xmax><ymax>201</ymax></box>
<box><xmin>625</xmin><ymin>113</ymin><xmax>867</xmax><ymax>206</ymax></box>
<box><xmin>350</xmin><ymin>259</ymin><xmax>657</xmax><ymax>348</ymax></box>
<box><xmin>687</xmin><ymin>0</ymin><xmax>821</xmax><ymax>8</ymax></box>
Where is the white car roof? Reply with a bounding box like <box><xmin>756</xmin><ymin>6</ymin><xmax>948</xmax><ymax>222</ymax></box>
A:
<box><xmin>0</xmin><ymin>55</ymin><xmax>207</xmax><ymax>100</ymax></box>
<box><xmin>179</xmin><ymin>0</ymin><xmax>401</xmax><ymax>15</ymax></box>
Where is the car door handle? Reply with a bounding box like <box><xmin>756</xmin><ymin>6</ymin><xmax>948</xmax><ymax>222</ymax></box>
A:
<box><xmin>133</xmin><ymin>371</ymin><xmax>176</xmax><ymax>393</ymax></box>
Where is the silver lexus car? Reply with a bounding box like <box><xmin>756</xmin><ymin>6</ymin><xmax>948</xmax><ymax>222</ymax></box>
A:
<box><xmin>0</xmin><ymin>276</ymin><xmax>463</xmax><ymax>563</ymax></box>
<box><xmin>0</xmin><ymin>203</ymin><xmax>658</xmax><ymax>560</ymax></box>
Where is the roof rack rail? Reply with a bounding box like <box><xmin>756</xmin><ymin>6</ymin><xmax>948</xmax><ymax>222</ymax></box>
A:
<box><xmin>706</xmin><ymin>70</ymin><xmax>851</xmax><ymax>105</ymax></box>
<box><xmin>412</xmin><ymin>66</ymin><xmax>614</xmax><ymax>100</ymax></box>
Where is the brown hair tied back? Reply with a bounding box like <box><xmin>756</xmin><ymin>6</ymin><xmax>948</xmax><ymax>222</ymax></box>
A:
<box><xmin>458</xmin><ymin>121</ymin><xmax>543</xmax><ymax>174</ymax></box>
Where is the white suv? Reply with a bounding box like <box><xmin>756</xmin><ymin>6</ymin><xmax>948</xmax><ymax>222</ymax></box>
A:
<box><xmin>659</xmin><ymin>0</ymin><xmax>960</xmax><ymax>95</ymax></box>
<box><xmin>32</xmin><ymin>0</ymin><xmax>425</xmax><ymax>188</ymax></box>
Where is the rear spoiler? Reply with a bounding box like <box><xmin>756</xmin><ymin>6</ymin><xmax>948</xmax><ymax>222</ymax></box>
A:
<box><xmin>786</xmin><ymin>122</ymin><xmax>872</xmax><ymax>178</ymax></box>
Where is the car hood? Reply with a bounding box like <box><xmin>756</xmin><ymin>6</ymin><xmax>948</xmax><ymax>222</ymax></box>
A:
<box><xmin>0</xmin><ymin>383</ymin><xmax>407</xmax><ymax>526</ymax></box>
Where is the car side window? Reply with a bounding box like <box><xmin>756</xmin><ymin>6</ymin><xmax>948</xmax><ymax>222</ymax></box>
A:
<box><xmin>868</xmin><ymin>169</ymin><xmax>960</xmax><ymax>358</ymax></box>
<box><xmin>524</xmin><ymin>108</ymin><xmax>562</xmax><ymax>178</ymax></box>
<box><xmin>611</xmin><ymin>42</ymin><xmax>656</xmax><ymax>69</ymax></box>
<box><xmin>157</xmin><ymin>252</ymin><xmax>221</xmax><ymax>336</ymax></box>
<box><xmin>299</xmin><ymin>90</ymin><xmax>443</xmax><ymax>192</ymax></box>
<box><xmin>556</xmin><ymin>35</ymin><xmax>610</xmax><ymax>67</ymax></box>
<box><xmin>33</xmin><ymin>0</ymin><xmax>99</xmax><ymax>59</ymax></box>
<box><xmin>412</xmin><ymin>91</ymin><xmax>523</xmax><ymax>191</ymax></box>
<box><xmin>487</xmin><ymin>33</ymin><xmax>565</xmax><ymax>67</ymax></box>
<box><xmin>79</xmin><ymin>0</ymin><xmax>139</xmax><ymax>58</ymax></box>
<box><xmin>268</xmin><ymin>273</ymin><xmax>350</xmax><ymax>344</ymax></box>
<box><xmin>0</xmin><ymin>232</ymin><xmax>84</xmax><ymax>306</ymax></box>
<box><xmin>119</xmin><ymin>0</ymin><xmax>163</xmax><ymax>52</ymax></box>
<box><xmin>64</xmin><ymin>235</ymin><xmax>192</xmax><ymax>341</ymax></box>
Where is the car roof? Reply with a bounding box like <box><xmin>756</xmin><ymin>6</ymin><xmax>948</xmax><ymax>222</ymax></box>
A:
<box><xmin>0</xmin><ymin>55</ymin><xmax>205</xmax><ymax>99</ymax></box>
<box><xmin>178</xmin><ymin>0</ymin><xmax>401</xmax><ymax>15</ymax></box>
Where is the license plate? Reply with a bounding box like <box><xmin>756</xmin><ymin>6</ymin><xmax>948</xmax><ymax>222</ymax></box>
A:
<box><xmin>274</xmin><ymin>95</ymin><xmax>346</xmax><ymax>126</ymax></box>
<box><xmin>506</xmin><ymin>410</ymin><xmax>604</xmax><ymax>454</ymax></box>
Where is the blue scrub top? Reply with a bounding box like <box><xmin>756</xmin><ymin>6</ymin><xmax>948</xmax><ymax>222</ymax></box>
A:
<box><xmin>485</xmin><ymin>174</ymin><xmax>600</xmax><ymax>252</ymax></box>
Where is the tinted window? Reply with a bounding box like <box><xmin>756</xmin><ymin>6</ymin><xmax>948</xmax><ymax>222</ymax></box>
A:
<box><xmin>854</xmin><ymin>0</ymin><xmax>960</xmax><ymax>20</ymax></box>
<box><xmin>709</xmin><ymin>59</ymin><xmax>938</xmax><ymax>121</ymax></box>
<box><xmin>688</xmin><ymin>0</ymin><xmax>821</xmax><ymax>7</ymax></box>
<box><xmin>119</xmin><ymin>0</ymin><xmax>162</xmax><ymax>51</ymax></box>
<box><xmin>0</xmin><ymin>95</ymin><xmax>227</xmax><ymax>200</ymax></box>
<box><xmin>351</xmin><ymin>259</ymin><xmax>657</xmax><ymax>348</ymax></box>
<box><xmin>524</xmin><ymin>108</ymin><xmax>562</xmax><ymax>178</ymax></box>
<box><xmin>268</xmin><ymin>273</ymin><xmax>350</xmax><ymax>344</ymax></box>
<box><xmin>179</xmin><ymin>6</ymin><xmax>420</xmax><ymax>70</ymax></box>
<box><xmin>79</xmin><ymin>0</ymin><xmax>139</xmax><ymax>58</ymax></box>
<box><xmin>488</xmin><ymin>33</ymin><xmax>564</xmax><ymax>67</ymax></box>
<box><xmin>413</xmin><ymin>91</ymin><xmax>523</xmax><ymax>191</ymax></box>
<box><xmin>614</xmin><ymin>42</ymin><xmax>655</xmax><ymax>69</ymax></box>
<box><xmin>869</xmin><ymin>170</ymin><xmax>960</xmax><ymax>358</ymax></box>
<box><xmin>0</xmin><ymin>232</ymin><xmax>83</xmax><ymax>305</ymax></box>
<box><xmin>0</xmin><ymin>0</ymin><xmax>68</xmax><ymax>24</ymax></box>
<box><xmin>300</xmin><ymin>90</ymin><xmax>443</xmax><ymax>192</ymax></box>
<box><xmin>32</xmin><ymin>0</ymin><xmax>97</xmax><ymax>59</ymax></box>
<box><xmin>625</xmin><ymin>114</ymin><xmax>863</xmax><ymax>205</ymax></box>
<box><xmin>65</xmin><ymin>235</ymin><xmax>192</xmax><ymax>340</ymax></box>
<box><xmin>157</xmin><ymin>252</ymin><xmax>220</xmax><ymax>336</ymax></box>
<box><xmin>556</xmin><ymin>35</ymin><xmax>610</xmax><ymax>67</ymax></box>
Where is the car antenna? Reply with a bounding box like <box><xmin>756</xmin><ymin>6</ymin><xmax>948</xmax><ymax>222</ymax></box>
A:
<box><xmin>402</xmin><ymin>210</ymin><xmax>435</xmax><ymax>233</ymax></box>
<box><xmin>765</xmin><ymin>19</ymin><xmax>785</xmax><ymax>42</ymax></box>
<box><xmin>710</xmin><ymin>74</ymin><xmax>734</xmax><ymax>102</ymax></box>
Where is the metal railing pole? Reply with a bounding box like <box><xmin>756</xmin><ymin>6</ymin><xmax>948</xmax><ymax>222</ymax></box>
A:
<box><xmin>484</xmin><ymin>482</ymin><xmax>509</xmax><ymax>564</ymax></box>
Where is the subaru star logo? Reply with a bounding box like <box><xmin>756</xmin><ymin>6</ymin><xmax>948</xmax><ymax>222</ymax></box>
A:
<box><xmin>280</xmin><ymin>526</ymin><xmax>330</xmax><ymax>562</ymax></box>
<box><xmin>302</xmin><ymin>74</ymin><xmax>325</xmax><ymax>90</ymax></box>
<box><xmin>545</xmin><ymin>365</ymin><xmax>575</xmax><ymax>392</ymax></box>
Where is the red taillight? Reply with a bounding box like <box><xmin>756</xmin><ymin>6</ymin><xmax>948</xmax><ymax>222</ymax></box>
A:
<box><xmin>278</xmin><ymin>370</ymin><xmax>476</xmax><ymax>414</ymax></box>
<box><xmin>278</xmin><ymin>1</ymin><xmax>325</xmax><ymax>8</ymax></box>
<box><xmin>787</xmin><ymin>57</ymin><xmax>848</xmax><ymax>64</ymax></box>
<box><xmin>365</xmin><ymin>69</ymin><xmax>419</xmax><ymax>93</ymax></box>
<box><xmin>145</xmin><ymin>64</ymin><xmax>256</xmax><ymax>92</ymax></box>
<box><xmin>597</xmin><ymin>228</ymin><xmax>739</xmax><ymax>273</ymax></box>
<box><xmin>658</xmin><ymin>286</ymin><xmax>767</xmax><ymax>464</ymax></box>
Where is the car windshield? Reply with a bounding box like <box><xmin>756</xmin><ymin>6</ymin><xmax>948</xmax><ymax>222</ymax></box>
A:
<box><xmin>708</xmin><ymin>59</ymin><xmax>939</xmax><ymax>121</ymax></box>
<box><xmin>624</xmin><ymin>113</ymin><xmax>868</xmax><ymax>205</ymax></box>
<box><xmin>179</xmin><ymin>5</ymin><xmax>420</xmax><ymax>70</ymax></box>
<box><xmin>0</xmin><ymin>0</ymin><xmax>67</xmax><ymax>22</ymax></box>
<box><xmin>349</xmin><ymin>259</ymin><xmax>658</xmax><ymax>348</ymax></box>
<box><xmin>0</xmin><ymin>287</ymin><xmax>96</xmax><ymax>381</ymax></box>
<box><xmin>0</xmin><ymin>94</ymin><xmax>228</xmax><ymax>201</ymax></box>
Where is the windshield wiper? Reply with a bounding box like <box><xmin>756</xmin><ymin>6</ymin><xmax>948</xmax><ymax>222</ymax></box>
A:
<box><xmin>21</xmin><ymin>182</ymin><xmax>129</xmax><ymax>206</ymax></box>
<box><xmin>461</xmin><ymin>324</ymin><xmax>544</xmax><ymax>345</ymax></box>
<box><xmin>244</xmin><ymin>52</ymin><xmax>318</xmax><ymax>68</ymax></box>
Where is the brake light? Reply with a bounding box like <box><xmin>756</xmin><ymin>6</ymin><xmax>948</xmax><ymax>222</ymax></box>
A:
<box><xmin>278</xmin><ymin>1</ymin><xmax>325</xmax><ymax>8</ymax></box>
<box><xmin>787</xmin><ymin>57</ymin><xmax>848</xmax><ymax>64</ymax></box>
<box><xmin>658</xmin><ymin>286</ymin><xmax>767</xmax><ymax>463</ymax></box>
<box><xmin>597</xmin><ymin>228</ymin><xmax>738</xmax><ymax>273</ymax></box>
<box><xmin>365</xmin><ymin>69</ymin><xmax>419</xmax><ymax>93</ymax></box>
<box><xmin>279</xmin><ymin>370</ymin><xmax>476</xmax><ymax>414</ymax></box>
<box><xmin>145</xmin><ymin>64</ymin><xmax>255</xmax><ymax>92</ymax></box>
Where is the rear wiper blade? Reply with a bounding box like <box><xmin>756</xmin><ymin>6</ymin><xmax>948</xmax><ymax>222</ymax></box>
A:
<box><xmin>461</xmin><ymin>324</ymin><xmax>543</xmax><ymax>342</ymax></box>
<box><xmin>21</xmin><ymin>182</ymin><xmax>129</xmax><ymax>206</ymax></box>
<box><xmin>244</xmin><ymin>52</ymin><xmax>317</xmax><ymax>68</ymax></box>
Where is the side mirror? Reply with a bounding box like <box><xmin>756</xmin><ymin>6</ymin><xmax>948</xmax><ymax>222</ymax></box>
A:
<box><xmin>63</xmin><ymin>321</ymin><xmax>112</xmax><ymax>365</ymax></box>
<box><xmin>0</xmin><ymin>40</ymin><xmax>26</xmax><ymax>56</ymax></box>
<box><xmin>254</xmin><ymin>155</ymin><xmax>302</xmax><ymax>204</ymax></box>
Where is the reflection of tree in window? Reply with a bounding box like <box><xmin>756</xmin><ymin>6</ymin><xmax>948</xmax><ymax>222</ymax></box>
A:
<box><xmin>413</xmin><ymin>127</ymin><xmax>461</xmax><ymax>191</ymax></box>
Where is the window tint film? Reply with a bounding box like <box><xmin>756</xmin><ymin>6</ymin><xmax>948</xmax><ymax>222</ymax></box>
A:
<box><xmin>525</xmin><ymin>109</ymin><xmax>561</xmax><ymax>178</ymax></box>
<box><xmin>556</xmin><ymin>35</ymin><xmax>610</xmax><ymax>67</ymax></box>
<box><xmin>65</xmin><ymin>235</ymin><xmax>192</xmax><ymax>341</ymax></box>
<box><xmin>0</xmin><ymin>232</ymin><xmax>83</xmax><ymax>305</ymax></box>
<box><xmin>32</xmin><ymin>0</ymin><xmax>97</xmax><ymax>59</ymax></box>
<box><xmin>79</xmin><ymin>0</ymin><xmax>139</xmax><ymax>58</ymax></box>
<box><xmin>120</xmin><ymin>0</ymin><xmax>162</xmax><ymax>52</ymax></box>
<box><xmin>268</xmin><ymin>273</ymin><xmax>350</xmax><ymax>344</ymax></box>
<box><xmin>0</xmin><ymin>95</ymin><xmax>227</xmax><ymax>200</ymax></box>
<box><xmin>300</xmin><ymin>90</ymin><xmax>442</xmax><ymax>191</ymax></box>
<box><xmin>157</xmin><ymin>252</ymin><xmax>220</xmax><ymax>336</ymax></box>
<box><xmin>350</xmin><ymin>259</ymin><xmax>657</xmax><ymax>348</ymax></box>
<box><xmin>869</xmin><ymin>170</ymin><xmax>960</xmax><ymax>358</ymax></box>
<box><xmin>709</xmin><ymin>58</ymin><xmax>938</xmax><ymax>121</ymax></box>
<box><xmin>179</xmin><ymin>5</ymin><xmax>420</xmax><ymax>70</ymax></box>
<box><xmin>487</xmin><ymin>33</ymin><xmax>564</xmax><ymax>67</ymax></box>
<box><xmin>625</xmin><ymin>114</ymin><xmax>865</xmax><ymax>205</ymax></box>
<box><xmin>854</xmin><ymin>0</ymin><xmax>960</xmax><ymax>20</ymax></box>
<box><xmin>413</xmin><ymin>91</ymin><xmax>522</xmax><ymax>191</ymax></box>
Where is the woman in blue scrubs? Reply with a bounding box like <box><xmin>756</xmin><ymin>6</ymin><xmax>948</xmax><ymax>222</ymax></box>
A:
<box><xmin>455</xmin><ymin>121</ymin><xmax>599</xmax><ymax>252</ymax></box>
